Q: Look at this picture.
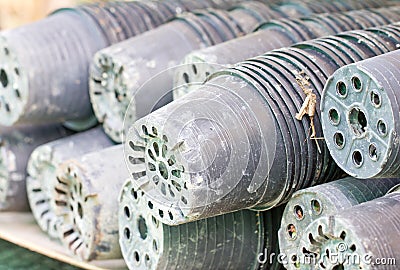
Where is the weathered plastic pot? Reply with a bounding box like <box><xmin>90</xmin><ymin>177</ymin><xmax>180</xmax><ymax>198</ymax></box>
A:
<box><xmin>90</xmin><ymin>1</ymin><xmax>285</xmax><ymax>143</ymax></box>
<box><xmin>173</xmin><ymin>6</ymin><xmax>400</xmax><ymax>99</ymax></box>
<box><xmin>0</xmin><ymin>0</ymin><xmax>215</xmax><ymax>131</ymax></box>
<box><xmin>279</xmin><ymin>177</ymin><xmax>400</xmax><ymax>270</ymax></box>
<box><xmin>54</xmin><ymin>145</ymin><xmax>129</xmax><ymax>261</ymax></box>
<box><xmin>27</xmin><ymin>127</ymin><xmax>114</xmax><ymax>239</ymax></box>
<box><xmin>298</xmin><ymin>191</ymin><xmax>400</xmax><ymax>270</ymax></box>
<box><xmin>125</xmin><ymin>23</ymin><xmax>400</xmax><ymax>225</ymax></box>
<box><xmin>0</xmin><ymin>125</ymin><xmax>71</xmax><ymax>212</ymax></box>
<box><xmin>321</xmin><ymin>49</ymin><xmax>400</xmax><ymax>178</ymax></box>
<box><xmin>119</xmin><ymin>180</ymin><xmax>285</xmax><ymax>270</ymax></box>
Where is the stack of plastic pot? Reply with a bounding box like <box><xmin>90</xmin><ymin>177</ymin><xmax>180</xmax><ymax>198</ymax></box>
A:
<box><xmin>52</xmin><ymin>145</ymin><xmax>129</xmax><ymax>261</ymax></box>
<box><xmin>0</xmin><ymin>0</ymin><xmax>219</xmax><ymax>132</ymax></box>
<box><xmin>298</xmin><ymin>187</ymin><xmax>400</xmax><ymax>269</ymax></box>
<box><xmin>26</xmin><ymin>128</ymin><xmax>114</xmax><ymax>239</ymax></box>
<box><xmin>89</xmin><ymin>0</ymin><xmax>391</xmax><ymax>143</ymax></box>
<box><xmin>0</xmin><ymin>125</ymin><xmax>72</xmax><ymax>212</ymax></box>
<box><xmin>173</xmin><ymin>6</ymin><xmax>400</xmax><ymax>98</ymax></box>
<box><xmin>278</xmin><ymin>177</ymin><xmax>400</xmax><ymax>270</ymax></box>
<box><xmin>124</xmin><ymin>22</ymin><xmax>400</xmax><ymax>227</ymax></box>
<box><xmin>118</xmin><ymin>179</ymin><xmax>285</xmax><ymax>270</ymax></box>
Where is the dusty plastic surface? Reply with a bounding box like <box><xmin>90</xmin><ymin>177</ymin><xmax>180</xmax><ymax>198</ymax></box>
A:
<box><xmin>0</xmin><ymin>1</ymin><xmax>216</xmax><ymax>131</ymax></box>
<box><xmin>53</xmin><ymin>145</ymin><xmax>129</xmax><ymax>261</ymax></box>
<box><xmin>90</xmin><ymin>1</ymin><xmax>283</xmax><ymax>143</ymax></box>
<box><xmin>321</xmin><ymin>49</ymin><xmax>400</xmax><ymax>178</ymax></box>
<box><xmin>173</xmin><ymin>6</ymin><xmax>400</xmax><ymax>99</ymax></box>
<box><xmin>278</xmin><ymin>177</ymin><xmax>400</xmax><ymax>270</ymax></box>
<box><xmin>298</xmin><ymin>191</ymin><xmax>400</xmax><ymax>269</ymax></box>
<box><xmin>26</xmin><ymin>127</ymin><xmax>114</xmax><ymax>239</ymax></box>
<box><xmin>92</xmin><ymin>0</ymin><xmax>390</xmax><ymax>142</ymax></box>
<box><xmin>0</xmin><ymin>10</ymin><xmax>106</xmax><ymax>130</ymax></box>
<box><xmin>118</xmin><ymin>180</ymin><xmax>282</xmax><ymax>270</ymax></box>
<box><xmin>125</xmin><ymin>74</ymin><xmax>280</xmax><ymax>225</ymax></box>
<box><xmin>125</xmin><ymin>23</ymin><xmax>400</xmax><ymax>225</ymax></box>
<box><xmin>0</xmin><ymin>125</ymin><xmax>72</xmax><ymax>212</ymax></box>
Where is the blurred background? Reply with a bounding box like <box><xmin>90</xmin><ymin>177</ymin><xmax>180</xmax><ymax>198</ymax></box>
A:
<box><xmin>0</xmin><ymin>0</ymin><xmax>105</xmax><ymax>29</ymax></box>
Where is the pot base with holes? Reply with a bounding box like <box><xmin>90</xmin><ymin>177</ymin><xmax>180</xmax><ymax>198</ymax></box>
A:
<box><xmin>0</xmin><ymin>125</ymin><xmax>71</xmax><ymax>212</ymax></box>
<box><xmin>119</xmin><ymin>180</ymin><xmax>266</xmax><ymax>270</ymax></box>
<box><xmin>279</xmin><ymin>177</ymin><xmax>400</xmax><ymax>270</ymax></box>
<box><xmin>298</xmin><ymin>191</ymin><xmax>400</xmax><ymax>270</ymax></box>
<box><xmin>321</xmin><ymin>50</ymin><xmax>400</xmax><ymax>178</ymax></box>
<box><xmin>26</xmin><ymin>128</ymin><xmax>113</xmax><ymax>239</ymax></box>
<box><xmin>54</xmin><ymin>145</ymin><xmax>128</xmax><ymax>261</ymax></box>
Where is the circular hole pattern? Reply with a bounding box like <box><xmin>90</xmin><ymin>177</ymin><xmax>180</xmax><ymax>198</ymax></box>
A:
<box><xmin>329</xmin><ymin>108</ymin><xmax>340</xmax><ymax>125</ymax></box>
<box><xmin>348</xmin><ymin>107</ymin><xmax>367</xmax><ymax>137</ymax></box>
<box><xmin>334</xmin><ymin>132</ymin><xmax>345</xmax><ymax>149</ymax></box>
<box><xmin>336</xmin><ymin>81</ymin><xmax>347</xmax><ymax>97</ymax></box>
<box><xmin>377</xmin><ymin>120</ymin><xmax>387</xmax><ymax>137</ymax></box>
<box><xmin>311</xmin><ymin>200</ymin><xmax>322</xmax><ymax>215</ymax></box>
<box><xmin>287</xmin><ymin>224</ymin><xmax>297</xmax><ymax>240</ymax></box>
<box><xmin>352</xmin><ymin>76</ymin><xmax>362</xmax><ymax>91</ymax></box>
<box><xmin>294</xmin><ymin>205</ymin><xmax>304</xmax><ymax>220</ymax></box>
<box><xmin>369</xmin><ymin>143</ymin><xmax>378</xmax><ymax>161</ymax></box>
<box><xmin>370</xmin><ymin>90</ymin><xmax>381</xmax><ymax>107</ymax></box>
<box><xmin>137</xmin><ymin>216</ymin><xmax>148</xmax><ymax>240</ymax></box>
<box><xmin>352</xmin><ymin>151</ymin><xmax>363</xmax><ymax>167</ymax></box>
